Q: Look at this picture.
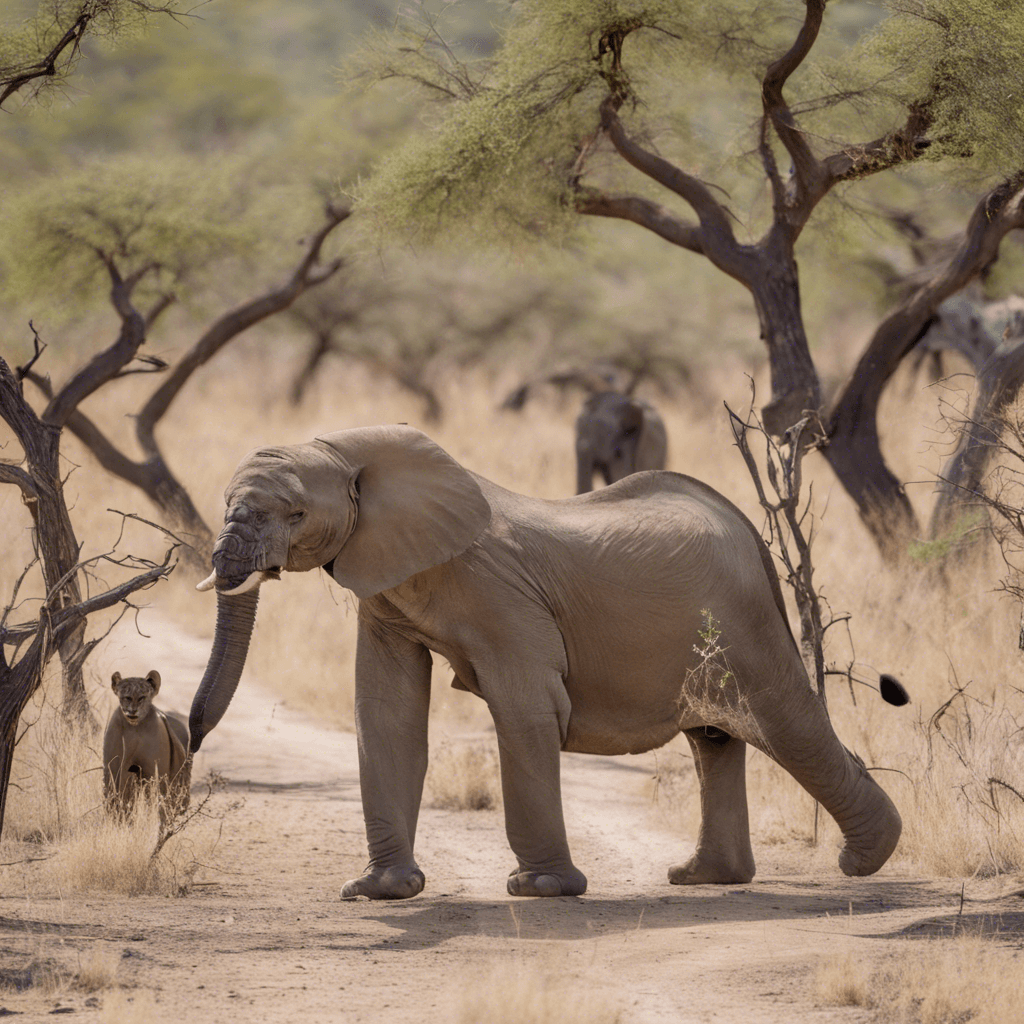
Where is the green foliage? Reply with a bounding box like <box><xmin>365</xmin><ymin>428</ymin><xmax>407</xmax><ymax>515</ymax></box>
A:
<box><xmin>907</xmin><ymin>511</ymin><xmax>986</xmax><ymax>565</ymax></box>
<box><xmin>856</xmin><ymin>1</ymin><xmax>1024</xmax><ymax>170</ymax></box>
<box><xmin>0</xmin><ymin>153</ymin><xmax>260</xmax><ymax>318</ymax></box>
<box><xmin>357</xmin><ymin>0</ymin><xmax>1024</xmax><ymax>251</ymax></box>
<box><xmin>0</xmin><ymin>0</ymin><xmax>183</xmax><ymax>110</ymax></box>
<box><xmin>354</xmin><ymin>0</ymin><xmax>713</xmax><ymax>245</ymax></box>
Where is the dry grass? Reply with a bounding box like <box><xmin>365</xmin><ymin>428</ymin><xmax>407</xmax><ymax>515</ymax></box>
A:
<box><xmin>452</xmin><ymin>964</ymin><xmax>623</xmax><ymax>1024</ymax></box>
<box><xmin>2</xmin><ymin>682</ymin><xmax>223</xmax><ymax>897</ymax></box>
<box><xmin>3</xmin><ymin>331</ymin><xmax>1024</xmax><ymax>884</ymax></box>
<box><xmin>815</xmin><ymin>934</ymin><xmax>1023</xmax><ymax>1023</ymax></box>
<box><xmin>425</xmin><ymin>737</ymin><xmax>503</xmax><ymax>811</ymax></box>
<box><xmin>74</xmin><ymin>942</ymin><xmax>121</xmax><ymax>993</ymax></box>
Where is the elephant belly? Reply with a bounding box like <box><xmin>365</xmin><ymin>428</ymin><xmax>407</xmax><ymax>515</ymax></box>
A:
<box><xmin>559</xmin><ymin>659</ymin><xmax>690</xmax><ymax>756</ymax></box>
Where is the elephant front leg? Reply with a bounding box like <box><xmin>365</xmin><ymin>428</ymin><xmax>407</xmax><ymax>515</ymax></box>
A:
<box><xmin>341</xmin><ymin>624</ymin><xmax>432</xmax><ymax>901</ymax></box>
<box><xmin>490</xmin><ymin>698</ymin><xmax>587</xmax><ymax>898</ymax></box>
<box><xmin>669</xmin><ymin>728</ymin><xmax>756</xmax><ymax>885</ymax></box>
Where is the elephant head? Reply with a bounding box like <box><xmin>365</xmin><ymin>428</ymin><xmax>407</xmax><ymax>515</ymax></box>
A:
<box><xmin>189</xmin><ymin>425</ymin><xmax>491</xmax><ymax>753</ymax></box>
<box><xmin>575</xmin><ymin>391</ymin><xmax>668</xmax><ymax>494</ymax></box>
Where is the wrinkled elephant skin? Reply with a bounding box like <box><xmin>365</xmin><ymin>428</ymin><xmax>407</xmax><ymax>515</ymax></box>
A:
<box><xmin>191</xmin><ymin>425</ymin><xmax>901</xmax><ymax>900</ymax></box>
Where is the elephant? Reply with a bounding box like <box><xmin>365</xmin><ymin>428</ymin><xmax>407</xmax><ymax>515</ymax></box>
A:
<box><xmin>104</xmin><ymin>670</ymin><xmax>191</xmax><ymax>823</ymax></box>
<box><xmin>189</xmin><ymin>425</ymin><xmax>902</xmax><ymax>900</ymax></box>
<box><xmin>575</xmin><ymin>391</ymin><xmax>668</xmax><ymax>494</ymax></box>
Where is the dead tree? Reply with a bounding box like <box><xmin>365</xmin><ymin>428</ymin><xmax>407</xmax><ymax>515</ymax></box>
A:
<box><xmin>26</xmin><ymin>204</ymin><xmax>351</xmax><ymax>567</ymax></box>
<box><xmin>0</xmin><ymin>542</ymin><xmax>173</xmax><ymax>839</ymax></box>
<box><xmin>0</xmin><ymin>341</ymin><xmax>176</xmax><ymax>728</ymax></box>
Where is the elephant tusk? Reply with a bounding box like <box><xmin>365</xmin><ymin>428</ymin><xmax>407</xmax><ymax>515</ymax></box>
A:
<box><xmin>196</xmin><ymin>571</ymin><xmax>219</xmax><ymax>592</ymax></box>
<box><xmin>221</xmin><ymin>570</ymin><xmax>268</xmax><ymax>596</ymax></box>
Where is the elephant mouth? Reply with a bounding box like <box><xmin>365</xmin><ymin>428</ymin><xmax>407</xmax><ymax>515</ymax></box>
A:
<box><xmin>196</xmin><ymin>566</ymin><xmax>282</xmax><ymax>594</ymax></box>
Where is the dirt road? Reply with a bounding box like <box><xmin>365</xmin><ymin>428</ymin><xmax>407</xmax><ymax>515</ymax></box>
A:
<box><xmin>2</xmin><ymin>617</ymin><xmax>1022</xmax><ymax>1022</ymax></box>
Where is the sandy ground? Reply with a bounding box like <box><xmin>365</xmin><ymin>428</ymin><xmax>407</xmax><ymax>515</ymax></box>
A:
<box><xmin>2</xmin><ymin>616</ymin><xmax>1023</xmax><ymax>1023</ymax></box>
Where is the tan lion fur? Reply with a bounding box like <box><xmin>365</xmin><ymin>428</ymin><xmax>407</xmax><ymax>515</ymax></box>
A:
<box><xmin>103</xmin><ymin>670</ymin><xmax>191</xmax><ymax>823</ymax></box>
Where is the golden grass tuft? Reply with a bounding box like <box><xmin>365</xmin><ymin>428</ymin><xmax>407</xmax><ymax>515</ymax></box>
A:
<box><xmin>425</xmin><ymin>738</ymin><xmax>503</xmax><ymax>811</ymax></box>
<box><xmin>454</xmin><ymin>965</ymin><xmax>622</xmax><ymax>1024</ymax></box>
<box><xmin>74</xmin><ymin>942</ymin><xmax>121</xmax><ymax>993</ymax></box>
<box><xmin>815</xmin><ymin>934</ymin><xmax>1023</xmax><ymax>1024</ymax></box>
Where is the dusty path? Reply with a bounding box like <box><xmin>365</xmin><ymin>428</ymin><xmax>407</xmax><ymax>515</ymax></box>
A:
<box><xmin>2</xmin><ymin>616</ymin><xmax>1023</xmax><ymax>1022</ymax></box>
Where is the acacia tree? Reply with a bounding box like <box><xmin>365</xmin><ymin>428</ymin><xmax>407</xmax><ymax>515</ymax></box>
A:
<box><xmin>0</xmin><ymin>0</ymin><xmax>183</xmax><ymax>110</ymax></box>
<box><xmin>356</xmin><ymin>0</ymin><xmax>1024</xmax><ymax>558</ymax></box>
<box><xmin>4</xmin><ymin>158</ymin><xmax>351</xmax><ymax>565</ymax></box>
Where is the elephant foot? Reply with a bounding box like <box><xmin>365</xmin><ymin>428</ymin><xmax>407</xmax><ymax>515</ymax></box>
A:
<box><xmin>668</xmin><ymin>850</ymin><xmax>755</xmax><ymax>886</ymax></box>
<box><xmin>837</xmin><ymin>801</ymin><xmax>902</xmax><ymax>877</ymax></box>
<box><xmin>507</xmin><ymin>865</ymin><xmax>587</xmax><ymax>897</ymax></box>
<box><xmin>340</xmin><ymin>865</ymin><xmax>425</xmax><ymax>900</ymax></box>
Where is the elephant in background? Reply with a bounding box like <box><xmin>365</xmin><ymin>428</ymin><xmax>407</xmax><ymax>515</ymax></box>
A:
<box><xmin>189</xmin><ymin>425</ymin><xmax>902</xmax><ymax>901</ymax></box>
<box><xmin>575</xmin><ymin>391</ymin><xmax>668</xmax><ymax>493</ymax></box>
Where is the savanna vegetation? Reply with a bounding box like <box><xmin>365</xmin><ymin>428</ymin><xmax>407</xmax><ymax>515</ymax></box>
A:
<box><xmin>1</xmin><ymin>1</ymin><xmax>1022</xmax><ymax>1020</ymax></box>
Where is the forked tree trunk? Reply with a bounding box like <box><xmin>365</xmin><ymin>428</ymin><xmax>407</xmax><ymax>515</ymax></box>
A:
<box><xmin>930</xmin><ymin>326</ymin><xmax>1024</xmax><ymax>542</ymax></box>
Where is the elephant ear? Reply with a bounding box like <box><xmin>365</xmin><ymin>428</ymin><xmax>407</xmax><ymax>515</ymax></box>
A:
<box><xmin>315</xmin><ymin>425</ymin><xmax>491</xmax><ymax>599</ymax></box>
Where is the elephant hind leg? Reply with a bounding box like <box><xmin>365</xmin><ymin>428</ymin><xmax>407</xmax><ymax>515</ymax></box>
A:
<box><xmin>669</xmin><ymin>729</ymin><xmax>756</xmax><ymax>885</ymax></box>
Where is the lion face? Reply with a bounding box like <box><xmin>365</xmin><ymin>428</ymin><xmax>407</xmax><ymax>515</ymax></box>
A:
<box><xmin>111</xmin><ymin>670</ymin><xmax>161</xmax><ymax>726</ymax></box>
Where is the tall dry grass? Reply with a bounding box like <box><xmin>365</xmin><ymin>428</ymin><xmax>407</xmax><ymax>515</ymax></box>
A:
<box><xmin>1</xmin><ymin>672</ymin><xmax>223</xmax><ymax>897</ymax></box>
<box><xmin>2</xmin><ymin>325</ymin><xmax>1023</xmax><ymax>880</ymax></box>
<box><xmin>815</xmin><ymin>934</ymin><xmax>1022</xmax><ymax>1023</ymax></box>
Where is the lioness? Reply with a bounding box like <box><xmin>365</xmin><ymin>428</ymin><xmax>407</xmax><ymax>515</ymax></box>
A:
<box><xmin>103</xmin><ymin>670</ymin><xmax>191</xmax><ymax>823</ymax></box>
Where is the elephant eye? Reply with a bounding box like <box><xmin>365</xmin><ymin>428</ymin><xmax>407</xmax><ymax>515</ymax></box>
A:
<box><xmin>288</xmin><ymin>510</ymin><xmax>306</xmax><ymax>524</ymax></box>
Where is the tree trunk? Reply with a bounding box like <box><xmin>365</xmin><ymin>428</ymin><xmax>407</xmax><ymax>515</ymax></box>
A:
<box><xmin>15</xmin><ymin>415</ymin><xmax>97</xmax><ymax>727</ymax></box>
<box><xmin>931</xmin><ymin>337</ymin><xmax>1024</xmax><ymax>543</ymax></box>
<box><xmin>749</xmin><ymin>245</ymin><xmax>821</xmax><ymax>437</ymax></box>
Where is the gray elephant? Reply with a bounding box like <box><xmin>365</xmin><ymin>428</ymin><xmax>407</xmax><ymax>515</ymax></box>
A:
<box><xmin>190</xmin><ymin>425</ymin><xmax>901</xmax><ymax>900</ymax></box>
<box><xmin>575</xmin><ymin>391</ymin><xmax>668</xmax><ymax>493</ymax></box>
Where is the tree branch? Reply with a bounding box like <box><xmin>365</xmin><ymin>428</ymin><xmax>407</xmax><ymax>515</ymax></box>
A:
<box><xmin>760</xmin><ymin>0</ymin><xmax>826</xmax><ymax>201</ymax></box>
<box><xmin>824</xmin><ymin>102</ymin><xmax>933</xmax><ymax>185</ymax></box>
<box><xmin>0</xmin><ymin>14</ymin><xmax>89</xmax><ymax>109</ymax></box>
<box><xmin>597</xmin><ymin>94</ymin><xmax>752</xmax><ymax>280</ymax></box>
<box><xmin>576</xmin><ymin>190</ymin><xmax>705</xmax><ymax>254</ymax></box>
<box><xmin>41</xmin><ymin>262</ymin><xmax>148</xmax><ymax>428</ymax></box>
<box><xmin>0</xmin><ymin>462</ymin><xmax>39</xmax><ymax>502</ymax></box>
<box><xmin>134</xmin><ymin>203</ymin><xmax>351</xmax><ymax>456</ymax></box>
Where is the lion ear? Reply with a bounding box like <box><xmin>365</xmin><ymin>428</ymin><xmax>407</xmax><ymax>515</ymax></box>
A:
<box><xmin>316</xmin><ymin>426</ymin><xmax>491</xmax><ymax>599</ymax></box>
<box><xmin>146</xmin><ymin>670</ymin><xmax>161</xmax><ymax>695</ymax></box>
<box><xmin>111</xmin><ymin>672</ymin><xmax>122</xmax><ymax>692</ymax></box>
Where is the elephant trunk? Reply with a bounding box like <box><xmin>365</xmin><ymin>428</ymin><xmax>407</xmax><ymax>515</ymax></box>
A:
<box><xmin>189</xmin><ymin>588</ymin><xmax>260</xmax><ymax>753</ymax></box>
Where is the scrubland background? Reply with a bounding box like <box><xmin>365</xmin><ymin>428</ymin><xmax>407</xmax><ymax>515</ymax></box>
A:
<box><xmin>1</xmin><ymin>0</ymin><xmax>1023</xmax><ymax>1018</ymax></box>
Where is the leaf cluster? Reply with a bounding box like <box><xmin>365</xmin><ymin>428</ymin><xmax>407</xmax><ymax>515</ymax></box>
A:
<box><xmin>354</xmin><ymin>0</ymin><xmax>713</xmax><ymax>245</ymax></box>
<box><xmin>0</xmin><ymin>0</ymin><xmax>183</xmax><ymax>110</ymax></box>
<box><xmin>0</xmin><ymin>153</ymin><xmax>260</xmax><ymax>318</ymax></box>
<box><xmin>856</xmin><ymin>1</ymin><xmax>1024</xmax><ymax>170</ymax></box>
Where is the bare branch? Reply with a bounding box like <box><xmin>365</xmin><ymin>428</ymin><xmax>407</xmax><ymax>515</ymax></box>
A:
<box><xmin>760</xmin><ymin>0</ymin><xmax>826</xmax><ymax>200</ymax></box>
<box><xmin>0</xmin><ymin>463</ymin><xmax>40</xmax><ymax>503</ymax></box>
<box><xmin>596</xmin><ymin>94</ymin><xmax>753</xmax><ymax>282</ymax></box>
<box><xmin>575</xmin><ymin>190</ymin><xmax>704</xmax><ymax>254</ymax></box>
<box><xmin>134</xmin><ymin>203</ymin><xmax>352</xmax><ymax>455</ymax></box>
